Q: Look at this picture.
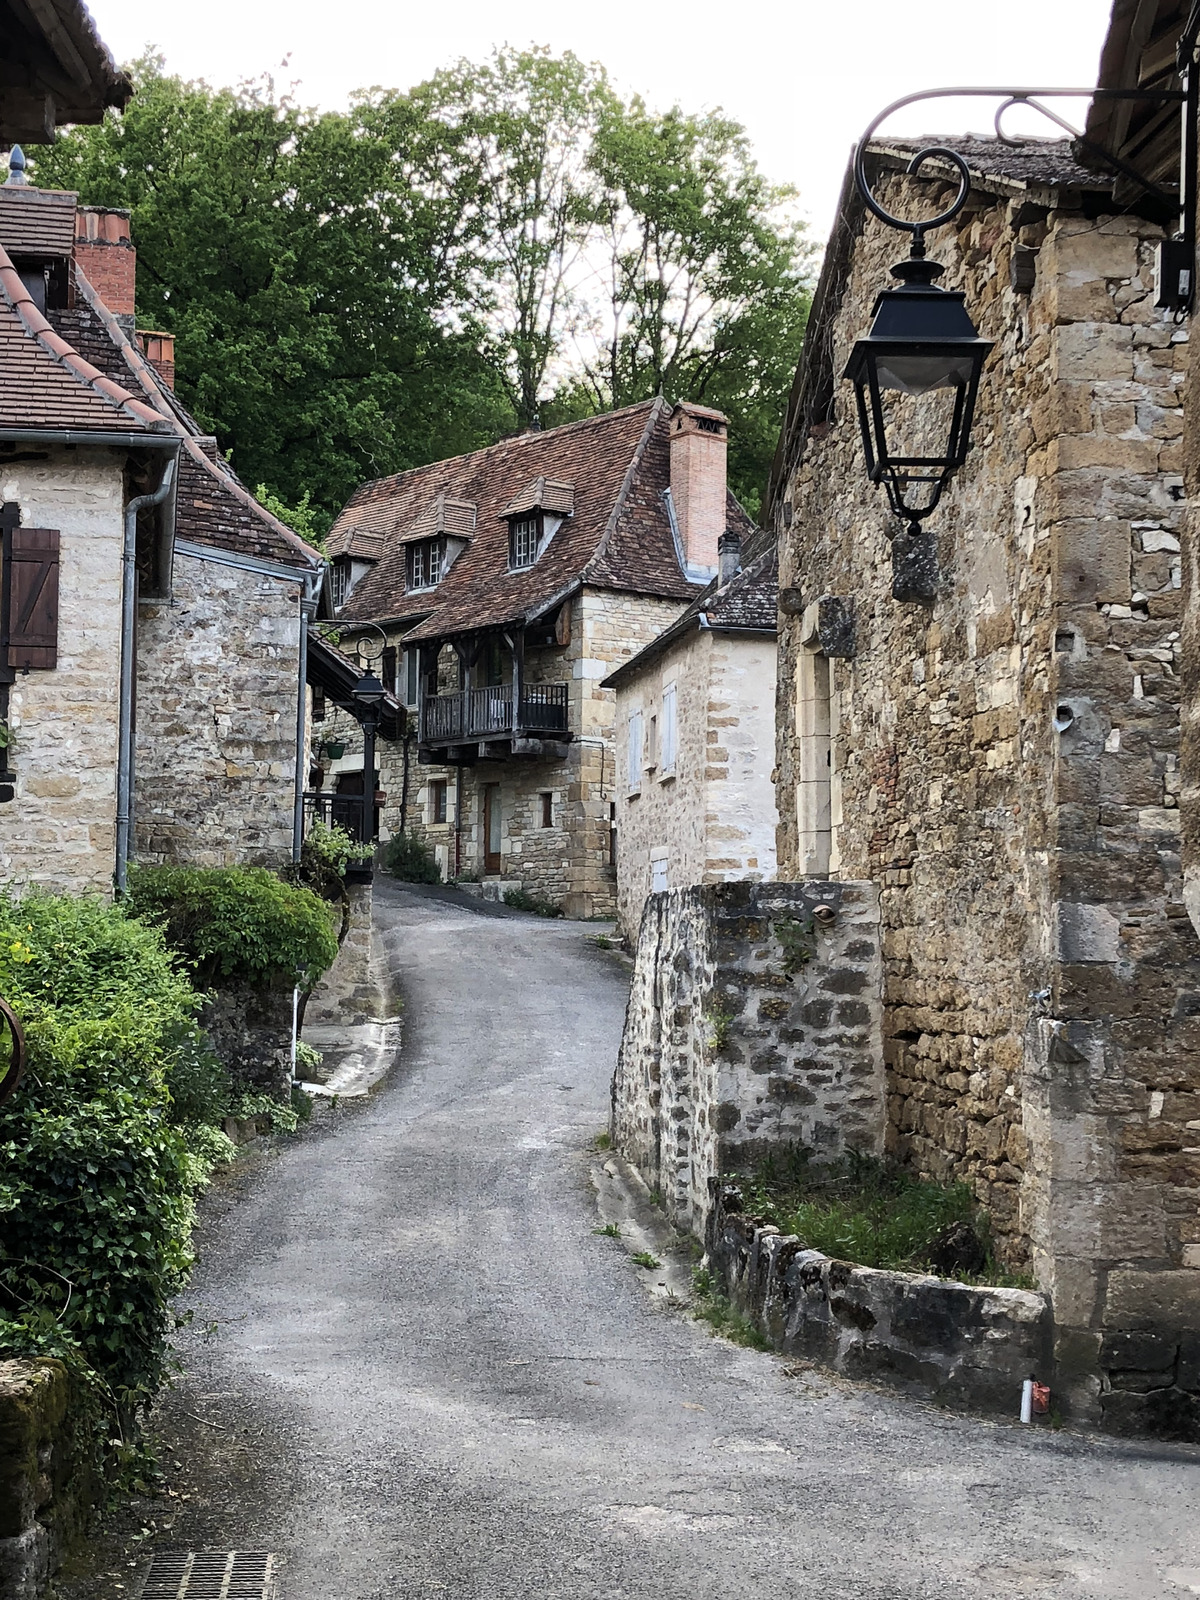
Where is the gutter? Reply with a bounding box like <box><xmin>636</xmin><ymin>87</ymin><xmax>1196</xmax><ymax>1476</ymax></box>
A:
<box><xmin>115</xmin><ymin>453</ymin><xmax>178</xmax><ymax>896</ymax></box>
<box><xmin>0</xmin><ymin>428</ymin><xmax>179</xmax><ymax>448</ymax></box>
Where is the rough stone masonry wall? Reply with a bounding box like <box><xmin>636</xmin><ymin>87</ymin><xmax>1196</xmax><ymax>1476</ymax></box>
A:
<box><xmin>137</xmin><ymin>551</ymin><xmax>302</xmax><ymax>868</ymax></box>
<box><xmin>0</xmin><ymin>1358</ymin><xmax>100</xmax><ymax>1600</ymax></box>
<box><xmin>0</xmin><ymin>449</ymin><xmax>124</xmax><ymax>896</ymax></box>
<box><xmin>611</xmin><ymin>879</ymin><xmax>884</xmax><ymax>1239</ymax></box>
<box><xmin>776</xmin><ymin>169</ymin><xmax>1200</xmax><ymax>1425</ymax></box>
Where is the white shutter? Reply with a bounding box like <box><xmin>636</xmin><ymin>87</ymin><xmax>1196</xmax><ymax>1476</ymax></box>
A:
<box><xmin>628</xmin><ymin>711</ymin><xmax>643</xmax><ymax>794</ymax></box>
<box><xmin>661</xmin><ymin>684</ymin><xmax>677</xmax><ymax>773</ymax></box>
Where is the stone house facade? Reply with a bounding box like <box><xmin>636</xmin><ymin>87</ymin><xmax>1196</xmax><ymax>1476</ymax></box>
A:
<box><xmin>0</xmin><ymin>159</ymin><xmax>328</xmax><ymax>894</ymax></box>
<box><xmin>764</xmin><ymin>132</ymin><xmax>1198</xmax><ymax>1428</ymax></box>
<box><xmin>603</xmin><ymin>536</ymin><xmax>779</xmax><ymax>942</ymax></box>
<box><xmin>327</xmin><ymin>399</ymin><xmax>755</xmax><ymax>917</ymax></box>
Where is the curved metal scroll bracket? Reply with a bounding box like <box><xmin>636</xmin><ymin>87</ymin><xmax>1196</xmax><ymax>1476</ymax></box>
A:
<box><xmin>853</xmin><ymin>84</ymin><xmax>1184</xmax><ymax>245</ymax></box>
<box><xmin>0</xmin><ymin>995</ymin><xmax>27</xmax><ymax>1111</ymax></box>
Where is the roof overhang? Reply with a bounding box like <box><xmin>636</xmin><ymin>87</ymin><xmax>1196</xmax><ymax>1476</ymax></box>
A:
<box><xmin>307</xmin><ymin>631</ymin><xmax>405</xmax><ymax>741</ymax></box>
<box><xmin>0</xmin><ymin>0</ymin><xmax>132</xmax><ymax>142</ymax></box>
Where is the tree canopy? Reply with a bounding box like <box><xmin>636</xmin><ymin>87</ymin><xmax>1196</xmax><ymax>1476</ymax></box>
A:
<box><xmin>34</xmin><ymin>51</ymin><xmax>813</xmax><ymax>520</ymax></box>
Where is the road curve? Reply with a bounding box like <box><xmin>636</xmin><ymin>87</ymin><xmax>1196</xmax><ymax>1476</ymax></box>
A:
<box><xmin>112</xmin><ymin>880</ymin><xmax>1200</xmax><ymax>1600</ymax></box>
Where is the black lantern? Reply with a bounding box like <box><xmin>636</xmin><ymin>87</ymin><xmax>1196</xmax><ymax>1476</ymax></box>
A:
<box><xmin>352</xmin><ymin>669</ymin><xmax>386</xmax><ymax>708</ymax></box>
<box><xmin>844</xmin><ymin>253</ymin><xmax>992</xmax><ymax>526</ymax></box>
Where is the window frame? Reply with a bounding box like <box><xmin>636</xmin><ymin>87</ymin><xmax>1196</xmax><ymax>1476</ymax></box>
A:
<box><xmin>508</xmin><ymin>513</ymin><xmax>543</xmax><ymax>571</ymax></box>
<box><xmin>627</xmin><ymin>709</ymin><xmax>644</xmax><ymax>797</ymax></box>
<box><xmin>331</xmin><ymin>558</ymin><xmax>350</xmax><ymax>610</ymax></box>
<box><xmin>407</xmin><ymin>537</ymin><xmax>443</xmax><ymax>593</ymax></box>
<box><xmin>540</xmin><ymin>791</ymin><xmax>553</xmax><ymax>829</ymax></box>
<box><xmin>660</xmin><ymin>682</ymin><xmax>677</xmax><ymax>778</ymax></box>
<box><xmin>430</xmin><ymin>779</ymin><xmax>448</xmax><ymax>826</ymax></box>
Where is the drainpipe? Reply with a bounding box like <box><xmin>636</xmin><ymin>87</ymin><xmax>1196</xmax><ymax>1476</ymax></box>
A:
<box><xmin>293</xmin><ymin>571</ymin><xmax>322</xmax><ymax>863</ymax></box>
<box><xmin>115</xmin><ymin>455</ymin><xmax>177</xmax><ymax>898</ymax></box>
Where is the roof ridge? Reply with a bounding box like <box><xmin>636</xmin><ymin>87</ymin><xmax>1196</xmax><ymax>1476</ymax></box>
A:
<box><xmin>72</xmin><ymin>266</ymin><xmax>323</xmax><ymax>570</ymax></box>
<box><xmin>0</xmin><ymin>240</ymin><xmax>172</xmax><ymax>431</ymax></box>
<box><xmin>582</xmin><ymin>396</ymin><xmax>669</xmax><ymax>582</ymax></box>
<box><xmin>344</xmin><ymin>398</ymin><xmax>662</xmax><ymax>507</ymax></box>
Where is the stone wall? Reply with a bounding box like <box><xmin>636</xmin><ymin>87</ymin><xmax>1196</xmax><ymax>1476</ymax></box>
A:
<box><xmin>708</xmin><ymin>1186</ymin><xmax>1052</xmax><ymax>1418</ymax></box>
<box><xmin>0</xmin><ymin>448</ymin><xmax>124</xmax><ymax>895</ymax></box>
<box><xmin>611</xmin><ymin>879</ymin><xmax>885</xmax><ymax>1238</ymax></box>
<box><xmin>773</xmin><ymin>164</ymin><xmax>1199</xmax><ymax>1414</ymax></box>
<box><xmin>0</xmin><ymin>1359</ymin><xmax>100</xmax><ymax>1600</ymax></box>
<box><xmin>136</xmin><ymin>549</ymin><xmax>302</xmax><ymax>868</ymax></box>
<box><xmin>614</xmin><ymin>626</ymin><xmax>778</xmax><ymax>942</ymax></box>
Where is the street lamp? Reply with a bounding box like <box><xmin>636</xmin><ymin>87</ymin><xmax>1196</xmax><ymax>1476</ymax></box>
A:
<box><xmin>847</xmin><ymin>145</ymin><xmax>993</xmax><ymax>601</ymax></box>
<box><xmin>352</xmin><ymin>669</ymin><xmax>386</xmax><ymax>849</ymax></box>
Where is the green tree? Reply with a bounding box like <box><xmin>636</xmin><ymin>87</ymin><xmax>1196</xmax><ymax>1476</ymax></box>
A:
<box><xmin>33</xmin><ymin>58</ymin><xmax>513</xmax><ymax>519</ymax></box>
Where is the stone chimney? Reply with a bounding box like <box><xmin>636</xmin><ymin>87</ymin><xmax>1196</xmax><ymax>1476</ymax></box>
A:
<box><xmin>669</xmin><ymin>402</ymin><xmax>729</xmax><ymax>576</ymax></box>
<box><xmin>137</xmin><ymin>330</ymin><xmax>175</xmax><ymax>389</ymax></box>
<box><xmin>74</xmin><ymin>206</ymin><xmax>136</xmax><ymax>320</ymax></box>
<box><xmin>718</xmin><ymin>530</ymin><xmax>742</xmax><ymax>586</ymax></box>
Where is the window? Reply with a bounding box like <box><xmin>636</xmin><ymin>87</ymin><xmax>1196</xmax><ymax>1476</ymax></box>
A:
<box><xmin>509</xmin><ymin>514</ymin><xmax>541</xmax><ymax>570</ymax></box>
<box><xmin>647</xmin><ymin>714</ymin><xmax>658</xmax><ymax>771</ymax></box>
<box><xmin>331</xmin><ymin>558</ymin><xmax>350</xmax><ymax>609</ymax></box>
<box><xmin>651</xmin><ymin>850</ymin><xmax>669</xmax><ymax>894</ymax></box>
<box><xmin>660</xmin><ymin>683</ymin><xmax>677</xmax><ymax>775</ymax></box>
<box><xmin>430</xmin><ymin>780</ymin><xmax>448</xmax><ymax>825</ymax></box>
<box><xmin>627</xmin><ymin>710</ymin><xmax>643</xmax><ymax>795</ymax></box>
<box><xmin>381</xmin><ymin>645</ymin><xmax>397</xmax><ymax>696</ymax></box>
<box><xmin>407</xmin><ymin>537</ymin><xmax>442</xmax><ymax>591</ymax></box>
<box><xmin>403</xmin><ymin>648</ymin><xmax>420</xmax><ymax>708</ymax></box>
<box><xmin>540</xmin><ymin>791</ymin><xmax>553</xmax><ymax>829</ymax></box>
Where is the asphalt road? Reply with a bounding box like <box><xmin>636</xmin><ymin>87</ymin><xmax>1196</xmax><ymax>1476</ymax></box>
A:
<box><xmin>104</xmin><ymin>880</ymin><xmax>1200</xmax><ymax>1600</ymax></box>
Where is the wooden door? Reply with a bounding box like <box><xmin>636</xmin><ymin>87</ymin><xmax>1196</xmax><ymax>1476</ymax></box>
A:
<box><xmin>484</xmin><ymin>784</ymin><xmax>501</xmax><ymax>873</ymax></box>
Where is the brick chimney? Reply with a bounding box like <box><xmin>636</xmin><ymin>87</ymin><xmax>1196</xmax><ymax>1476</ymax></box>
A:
<box><xmin>668</xmin><ymin>402</ymin><xmax>729</xmax><ymax>576</ymax></box>
<box><xmin>74</xmin><ymin>206</ymin><xmax>135</xmax><ymax>320</ymax></box>
<box><xmin>137</xmin><ymin>330</ymin><xmax>175</xmax><ymax>389</ymax></box>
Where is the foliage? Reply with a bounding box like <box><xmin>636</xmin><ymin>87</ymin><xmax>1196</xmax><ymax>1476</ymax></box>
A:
<box><xmin>691</xmin><ymin>1268</ymin><xmax>771</xmax><ymax>1349</ymax></box>
<box><xmin>126</xmin><ymin>864</ymin><xmax>339</xmax><ymax>988</ymax></box>
<box><xmin>0</xmin><ymin>893</ymin><xmax>218</xmax><ymax>1419</ymax></box>
<box><xmin>253</xmin><ymin>483</ymin><xmax>330</xmax><ymax>549</ymax></box>
<box><xmin>734</xmin><ymin>1146</ymin><xmax>1027</xmax><ymax>1284</ymax></box>
<box><xmin>774</xmin><ymin>914</ymin><xmax>817</xmax><ymax>976</ymax></box>
<box><xmin>630</xmin><ymin>1250</ymin><xmax>662</xmax><ymax>1270</ymax></box>
<box><xmin>501</xmin><ymin>885</ymin><xmax>563</xmax><ymax>917</ymax></box>
<box><xmin>384</xmin><ymin>831</ymin><xmax>442</xmax><ymax>884</ymax></box>
<box><xmin>34</xmin><ymin>49</ymin><xmax>813</xmax><ymax>518</ymax></box>
<box><xmin>705</xmin><ymin>1001</ymin><xmax>735</xmax><ymax>1055</ymax></box>
<box><xmin>294</xmin><ymin>1040</ymin><xmax>324</xmax><ymax>1079</ymax></box>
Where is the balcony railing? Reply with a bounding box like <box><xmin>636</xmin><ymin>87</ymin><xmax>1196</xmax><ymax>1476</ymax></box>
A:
<box><xmin>420</xmin><ymin>682</ymin><xmax>569</xmax><ymax>744</ymax></box>
<box><xmin>304</xmin><ymin>790</ymin><xmax>370</xmax><ymax>841</ymax></box>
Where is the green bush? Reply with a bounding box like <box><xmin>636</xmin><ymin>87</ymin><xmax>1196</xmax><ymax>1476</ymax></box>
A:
<box><xmin>126</xmin><ymin>864</ymin><xmax>339</xmax><ymax>988</ymax></box>
<box><xmin>293</xmin><ymin>819</ymin><xmax>370</xmax><ymax>895</ymax></box>
<box><xmin>383</xmin><ymin>831</ymin><xmax>441</xmax><ymax>883</ymax></box>
<box><xmin>501</xmin><ymin>885</ymin><xmax>563</xmax><ymax>918</ymax></box>
<box><xmin>0</xmin><ymin>892</ymin><xmax>221</xmax><ymax>1420</ymax></box>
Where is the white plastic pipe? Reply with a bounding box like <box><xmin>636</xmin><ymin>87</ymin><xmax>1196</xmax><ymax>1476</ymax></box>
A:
<box><xmin>1020</xmin><ymin>1378</ymin><xmax>1034</xmax><ymax>1424</ymax></box>
<box><xmin>291</xmin><ymin>985</ymin><xmax>300</xmax><ymax>1083</ymax></box>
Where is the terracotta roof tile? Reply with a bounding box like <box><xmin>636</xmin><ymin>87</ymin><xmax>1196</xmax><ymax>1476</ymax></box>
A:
<box><xmin>336</xmin><ymin>400</ymin><xmax>728</xmax><ymax>640</ymax></box>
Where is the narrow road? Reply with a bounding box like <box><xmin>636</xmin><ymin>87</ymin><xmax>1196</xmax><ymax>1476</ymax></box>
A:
<box><xmin>115</xmin><ymin>883</ymin><xmax>1200</xmax><ymax>1599</ymax></box>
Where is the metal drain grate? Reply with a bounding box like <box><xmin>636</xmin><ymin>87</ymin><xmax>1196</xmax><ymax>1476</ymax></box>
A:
<box><xmin>141</xmin><ymin>1551</ymin><xmax>278</xmax><ymax>1600</ymax></box>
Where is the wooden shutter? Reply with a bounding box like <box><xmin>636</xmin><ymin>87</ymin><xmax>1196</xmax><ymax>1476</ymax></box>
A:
<box><xmin>381</xmin><ymin>645</ymin><xmax>397</xmax><ymax>695</ymax></box>
<box><xmin>8</xmin><ymin>528</ymin><xmax>60</xmax><ymax>670</ymax></box>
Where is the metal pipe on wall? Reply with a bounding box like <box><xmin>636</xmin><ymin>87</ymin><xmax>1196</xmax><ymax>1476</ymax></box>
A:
<box><xmin>115</xmin><ymin>454</ymin><xmax>177</xmax><ymax>897</ymax></box>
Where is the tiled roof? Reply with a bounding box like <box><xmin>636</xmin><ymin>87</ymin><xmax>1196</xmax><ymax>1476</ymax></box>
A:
<box><xmin>0</xmin><ymin>239</ymin><xmax>168</xmax><ymax>433</ymax></box>
<box><xmin>873</xmin><ymin>137</ymin><xmax>1111</xmax><ymax>196</ymax></box>
<box><xmin>498</xmin><ymin>476</ymin><xmax>575</xmax><ymax>518</ymax></box>
<box><xmin>0</xmin><ymin>186</ymin><xmax>78</xmax><ymax>255</ymax></box>
<box><xmin>602</xmin><ymin>533</ymin><xmax>777</xmax><ymax>689</ymax></box>
<box><xmin>334</xmin><ymin>400</ymin><xmax>746</xmax><ymax>640</ymax></box>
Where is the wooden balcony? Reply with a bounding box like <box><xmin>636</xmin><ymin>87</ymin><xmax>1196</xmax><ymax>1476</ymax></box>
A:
<box><xmin>419</xmin><ymin>682</ymin><xmax>570</xmax><ymax>760</ymax></box>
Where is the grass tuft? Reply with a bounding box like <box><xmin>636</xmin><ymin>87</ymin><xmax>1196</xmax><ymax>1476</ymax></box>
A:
<box><xmin>630</xmin><ymin>1250</ymin><xmax>661</xmax><ymax>1269</ymax></box>
<box><xmin>691</xmin><ymin>1269</ymin><xmax>770</xmax><ymax>1349</ymax></box>
<box><xmin>593</xmin><ymin>1222</ymin><xmax>621</xmax><ymax>1239</ymax></box>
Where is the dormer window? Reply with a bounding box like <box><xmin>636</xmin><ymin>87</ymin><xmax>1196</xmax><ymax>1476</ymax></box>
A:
<box><xmin>331</xmin><ymin>557</ymin><xmax>350</xmax><ymax>610</ymax></box>
<box><xmin>510</xmin><ymin>514</ymin><xmax>542</xmax><ymax>571</ymax></box>
<box><xmin>407</xmin><ymin>537</ymin><xmax>442</xmax><ymax>592</ymax></box>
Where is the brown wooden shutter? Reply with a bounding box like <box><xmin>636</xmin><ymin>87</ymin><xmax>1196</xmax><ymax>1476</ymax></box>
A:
<box><xmin>8</xmin><ymin>528</ymin><xmax>60</xmax><ymax>670</ymax></box>
<box><xmin>381</xmin><ymin>646</ymin><xmax>397</xmax><ymax>695</ymax></box>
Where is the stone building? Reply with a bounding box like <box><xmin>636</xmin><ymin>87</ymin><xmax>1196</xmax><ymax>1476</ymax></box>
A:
<box><xmin>327</xmin><ymin>399</ymin><xmax>755</xmax><ymax>917</ymax></box>
<box><xmin>602</xmin><ymin>532</ymin><xmax>778</xmax><ymax>942</ymax></box>
<box><xmin>753</xmin><ymin>127</ymin><xmax>1200</xmax><ymax>1429</ymax></box>
<box><xmin>0</xmin><ymin>156</ymin><xmax>333</xmax><ymax>894</ymax></box>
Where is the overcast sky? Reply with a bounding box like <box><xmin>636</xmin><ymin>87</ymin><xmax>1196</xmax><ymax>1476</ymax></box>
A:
<box><xmin>86</xmin><ymin>0</ymin><xmax>1114</xmax><ymax>242</ymax></box>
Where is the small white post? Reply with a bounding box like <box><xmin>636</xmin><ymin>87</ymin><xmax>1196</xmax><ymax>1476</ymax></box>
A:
<box><xmin>291</xmin><ymin>984</ymin><xmax>300</xmax><ymax>1083</ymax></box>
<box><xmin>1020</xmin><ymin>1378</ymin><xmax>1034</xmax><ymax>1424</ymax></box>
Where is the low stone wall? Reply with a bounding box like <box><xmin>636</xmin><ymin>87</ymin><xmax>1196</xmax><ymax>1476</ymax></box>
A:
<box><xmin>0</xmin><ymin>1359</ymin><xmax>99</xmax><ymax>1600</ymax></box>
<box><xmin>709</xmin><ymin>1187</ymin><xmax>1053</xmax><ymax>1417</ymax></box>
<box><xmin>611</xmin><ymin>880</ymin><xmax>885</xmax><ymax>1238</ymax></box>
<box><xmin>1099</xmin><ymin>1327</ymin><xmax>1200</xmax><ymax>1440</ymax></box>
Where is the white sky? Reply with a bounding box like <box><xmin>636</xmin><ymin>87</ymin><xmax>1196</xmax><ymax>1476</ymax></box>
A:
<box><xmin>85</xmin><ymin>0</ymin><xmax>1114</xmax><ymax>244</ymax></box>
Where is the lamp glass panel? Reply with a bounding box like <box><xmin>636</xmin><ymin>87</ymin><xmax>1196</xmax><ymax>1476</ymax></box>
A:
<box><xmin>873</xmin><ymin>352</ymin><xmax>976</xmax><ymax>395</ymax></box>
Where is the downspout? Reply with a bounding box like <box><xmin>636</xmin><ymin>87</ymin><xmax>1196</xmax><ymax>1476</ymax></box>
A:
<box><xmin>115</xmin><ymin>455</ymin><xmax>177</xmax><ymax>897</ymax></box>
<box><xmin>293</xmin><ymin>569</ymin><xmax>322</xmax><ymax>863</ymax></box>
